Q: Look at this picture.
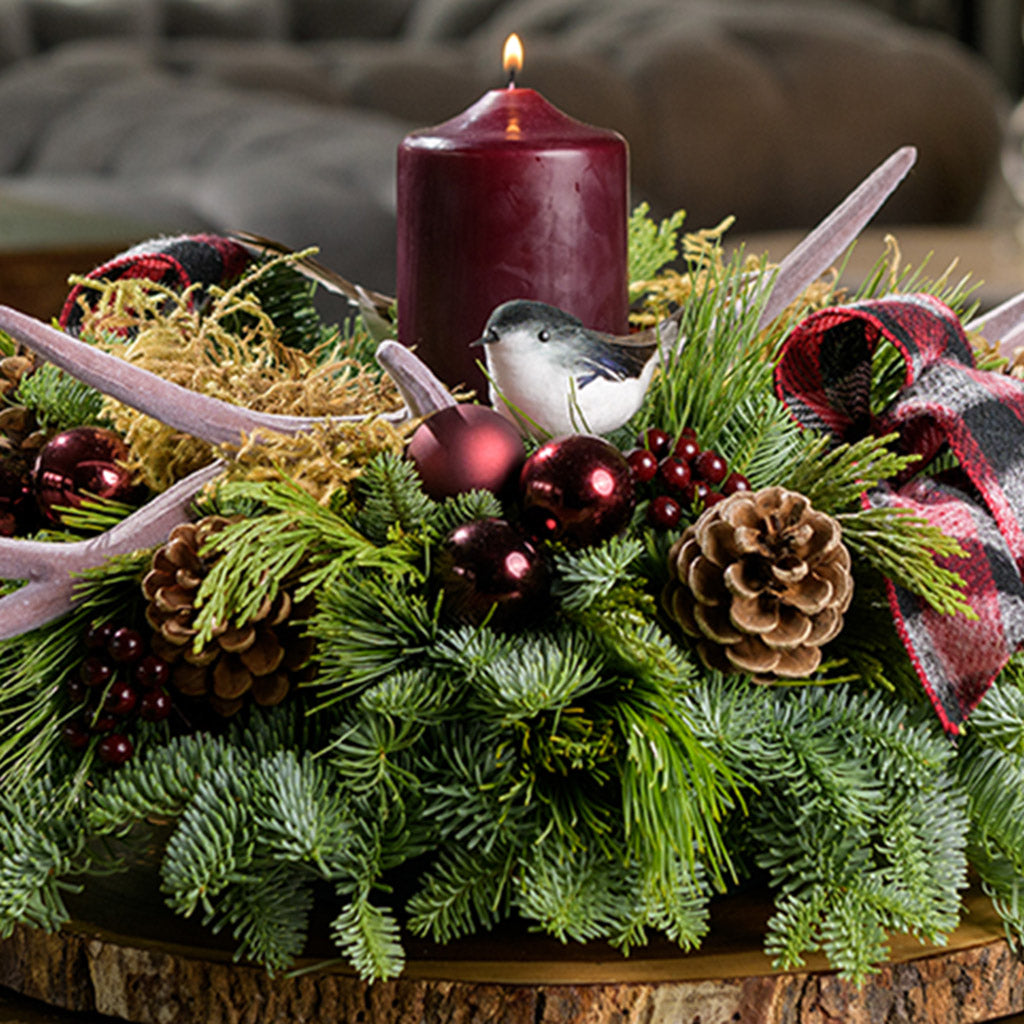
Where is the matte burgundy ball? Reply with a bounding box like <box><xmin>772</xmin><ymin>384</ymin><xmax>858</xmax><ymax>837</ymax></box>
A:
<box><xmin>0</xmin><ymin>462</ymin><xmax>31</xmax><ymax>537</ymax></box>
<box><xmin>519</xmin><ymin>434</ymin><xmax>636</xmax><ymax>548</ymax></box>
<box><xmin>32</xmin><ymin>426</ymin><xmax>136</xmax><ymax>525</ymax></box>
<box><xmin>407</xmin><ymin>404</ymin><xmax>525</xmax><ymax>499</ymax></box>
<box><xmin>437</xmin><ymin>517</ymin><xmax>549</xmax><ymax>628</ymax></box>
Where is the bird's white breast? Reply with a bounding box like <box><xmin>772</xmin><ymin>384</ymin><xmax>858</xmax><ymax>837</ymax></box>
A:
<box><xmin>484</xmin><ymin>337</ymin><xmax>655</xmax><ymax>437</ymax></box>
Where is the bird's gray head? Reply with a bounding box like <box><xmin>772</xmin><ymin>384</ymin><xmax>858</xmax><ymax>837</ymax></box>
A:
<box><xmin>474</xmin><ymin>300</ymin><xmax>589</xmax><ymax>360</ymax></box>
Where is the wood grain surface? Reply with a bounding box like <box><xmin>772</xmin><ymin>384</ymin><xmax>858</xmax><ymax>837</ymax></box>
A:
<box><xmin>1</xmin><ymin>885</ymin><xmax>1023</xmax><ymax>1024</ymax></box>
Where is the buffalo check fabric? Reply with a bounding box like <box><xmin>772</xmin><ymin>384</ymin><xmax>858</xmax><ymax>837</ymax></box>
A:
<box><xmin>59</xmin><ymin>234</ymin><xmax>251</xmax><ymax>335</ymax></box>
<box><xmin>775</xmin><ymin>294</ymin><xmax>1024</xmax><ymax>733</ymax></box>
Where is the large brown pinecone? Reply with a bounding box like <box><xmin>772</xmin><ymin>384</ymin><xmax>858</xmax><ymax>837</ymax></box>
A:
<box><xmin>664</xmin><ymin>486</ymin><xmax>853</xmax><ymax>678</ymax></box>
<box><xmin>142</xmin><ymin>515</ymin><xmax>311</xmax><ymax>716</ymax></box>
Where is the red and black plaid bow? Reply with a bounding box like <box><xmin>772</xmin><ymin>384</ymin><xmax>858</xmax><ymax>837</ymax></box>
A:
<box><xmin>775</xmin><ymin>294</ymin><xmax>1024</xmax><ymax>733</ymax></box>
<box><xmin>59</xmin><ymin>234</ymin><xmax>251</xmax><ymax>334</ymax></box>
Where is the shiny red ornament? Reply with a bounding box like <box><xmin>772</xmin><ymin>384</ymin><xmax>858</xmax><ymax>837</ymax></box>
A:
<box><xmin>407</xmin><ymin>404</ymin><xmax>525</xmax><ymax>500</ymax></box>
<box><xmin>32</xmin><ymin>426</ymin><xmax>137</xmax><ymax>525</ymax></box>
<box><xmin>520</xmin><ymin>434</ymin><xmax>635</xmax><ymax>547</ymax></box>
<box><xmin>0</xmin><ymin>461</ymin><xmax>31</xmax><ymax>536</ymax></box>
<box><xmin>437</xmin><ymin>517</ymin><xmax>549</xmax><ymax>629</ymax></box>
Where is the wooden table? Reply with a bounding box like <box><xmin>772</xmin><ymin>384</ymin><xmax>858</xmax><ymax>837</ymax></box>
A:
<box><xmin>3</xmin><ymin>883</ymin><xmax>1024</xmax><ymax>1024</ymax></box>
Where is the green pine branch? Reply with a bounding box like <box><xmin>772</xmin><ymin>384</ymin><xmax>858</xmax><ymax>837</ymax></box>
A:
<box><xmin>628</xmin><ymin>203</ymin><xmax>687</xmax><ymax>295</ymax></box>
<box><xmin>209</xmin><ymin>867</ymin><xmax>314</xmax><ymax>971</ymax></box>
<box><xmin>838</xmin><ymin>506</ymin><xmax>972</xmax><ymax>618</ymax></box>
<box><xmin>351</xmin><ymin>452</ymin><xmax>437</xmax><ymax>544</ymax></box>
<box><xmin>779</xmin><ymin>432</ymin><xmax>917</xmax><ymax>513</ymax></box>
<box><xmin>405</xmin><ymin>844</ymin><xmax>513</xmax><ymax>943</ymax></box>
<box><xmin>191</xmin><ymin>476</ymin><xmax>420</xmax><ymax>648</ymax></box>
<box><xmin>309</xmin><ymin>573</ymin><xmax>441</xmax><ymax>703</ymax></box>
<box><xmin>0</xmin><ymin>778</ymin><xmax>93</xmax><ymax>935</ymax></box>
<box><xmin>161</xmin><ymin>765</ymin><xmax>258</xmax><ymax>918</ymax></box>
<box><xmin>331</xmin><ymin>891</ymin><xmax>406</xmax><ymax>981</ymax></box>
<box><xmin>14</xmin><ymin>362</ymin><xmax>106</xmax><ymax>432</ymax></box>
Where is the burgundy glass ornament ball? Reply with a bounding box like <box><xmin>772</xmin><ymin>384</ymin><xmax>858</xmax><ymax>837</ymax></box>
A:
<box><xmin>520</xmin><ymin>434</ymin><xmax>635</xmax><ymax>547</ymax></box>
<box><xmin>32</xmin><ymin>426</ymin><xmax>137</xmax><ymax>525</ymax></box>
<box><xmin>438</xmin><ymin>517</ymin><xmax>549</xmax><ymax>629</ymax></box>
<box><xmin>407</xmin><ymin>403</ymin><xmax>525</xmax><ymax>499</ymax></box>
<box><xmin>0</xmin><ymin>461</ymin><xmax>32</xmax><ymax>537</ymax></box>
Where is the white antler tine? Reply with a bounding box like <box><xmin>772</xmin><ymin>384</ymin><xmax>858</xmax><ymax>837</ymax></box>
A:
<box><xmin>966</xmin><ymin>289</ymin><xmax>1024</xmax><ymax>344</ymax></box>
<box><xmin>0</xmin><ymin>580</ymin><xmax>79</xmax><ymax>641</ymax></box>
<box><xmin>376</xmin><ymin>340</ymin><xmax>457</xmax><ymax>417</ymax></box>
<box><xmin>0</xmin><ymin>460</ymin><xmax>225</xmax><ymax>638</ymax></box>
<box><xmin>755</xmin><ymin>146</ymin><xmax>917</xmax><ymax>330</ymax></box>
<box><xmin>0</xmin><ymin>307</ymin><xmax>408</xmax><ymax>445</ymax></box>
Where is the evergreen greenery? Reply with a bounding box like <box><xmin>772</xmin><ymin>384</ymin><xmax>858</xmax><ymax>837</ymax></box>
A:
<box><xmin>627</xmin><ymin>202</ymin><xmax>687</xmax><ymax>296</ymax></box>
<box><xmin>14</xmin><ymin>362</ymin><xmax>106</xmax><ymax>432</ymax></box>
<box><xmin>3</xmin><ymin>213</ymin><xmax>1024</xmax><ymax>990</ymax></box>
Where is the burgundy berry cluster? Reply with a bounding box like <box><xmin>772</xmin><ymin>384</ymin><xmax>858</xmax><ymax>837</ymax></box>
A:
<box><xmin>62</xmin><ymin>622</ymin><xmax>173</xmax><ymax>766</ymax></box>
<box><xmin>625</xmin><ymin>427</ymin><xmax>751</xmax><ymax>530</ymax></box>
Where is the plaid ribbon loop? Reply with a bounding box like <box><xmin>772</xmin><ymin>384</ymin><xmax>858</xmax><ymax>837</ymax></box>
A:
<box><xmin>775</xmin><ymin>294</ymin><xmax>1024</xmax><ymax>733</ymax></box>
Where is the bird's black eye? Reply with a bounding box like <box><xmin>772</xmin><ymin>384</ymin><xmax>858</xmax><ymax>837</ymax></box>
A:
<box><xmin>538</xmin><ymin>329</ymin><xmax>551</xmax><ymax>343</ymax></box>
<box><xmin>487</xmin><ymin>328</ymin><xmax>499</xmax><ymax>342</ymax></box>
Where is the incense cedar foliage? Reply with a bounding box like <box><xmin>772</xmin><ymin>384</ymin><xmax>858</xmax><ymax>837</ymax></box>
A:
<box><xmin>0</xmin><ymin>211</ymin><xmax>1019</xmax><ymax>983</ymax></box>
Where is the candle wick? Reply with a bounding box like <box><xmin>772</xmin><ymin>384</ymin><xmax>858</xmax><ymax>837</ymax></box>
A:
<box><xmin>506</xmin><ymin>68</ymin><xmax>516</xmax><ymax>89</ymax></box>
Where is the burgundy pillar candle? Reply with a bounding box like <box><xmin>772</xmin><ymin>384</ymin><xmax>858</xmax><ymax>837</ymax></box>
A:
<box><xmin>397</xmin><ymin>35</ymin><xmax>629</xmax><ymax>399</ymax></box>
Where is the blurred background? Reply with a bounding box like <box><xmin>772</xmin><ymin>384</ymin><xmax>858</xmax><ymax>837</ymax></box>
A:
<box><xmin>0</xmin><ymin>0</ymin><xmax>1021</xmax><ymax>312</ymax></box>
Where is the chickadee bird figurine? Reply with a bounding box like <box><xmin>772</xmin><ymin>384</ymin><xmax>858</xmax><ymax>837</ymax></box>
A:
<box><xmin>474</xmin><ymin>300</ymin><xmax>682</xmax><ymax>436</ymax></box>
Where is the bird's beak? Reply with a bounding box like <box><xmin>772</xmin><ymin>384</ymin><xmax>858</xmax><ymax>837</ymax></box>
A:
<box><xmin>470</xmin><ymin>336</ymin><xmax>488</xmax><ymax>347</ymax></box>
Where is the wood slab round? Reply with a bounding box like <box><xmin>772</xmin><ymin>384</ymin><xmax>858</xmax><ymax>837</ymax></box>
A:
<box><xmin>0</xmin><ymin>885</ymin><xmax>1021</xmax><ymax>1024</ymax></box>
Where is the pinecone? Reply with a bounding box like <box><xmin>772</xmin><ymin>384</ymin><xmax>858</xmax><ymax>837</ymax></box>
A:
<box><xmin>142</xmin><ymin>516</ymin><xmax>312</xmax><ymax>716</ymax></box>
<box><xmin>0</xmin><ymin>354</ymin><xmax>45</xmax><ymax>473</ymax></box>
<box><xmin>664</xmin><ymin>486</ymin><xmax>853</xmax><ymax>678</ymax></box>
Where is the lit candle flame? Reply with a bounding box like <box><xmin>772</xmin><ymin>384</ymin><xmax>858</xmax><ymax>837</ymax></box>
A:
<box><xmin>503</xmin><ymin>33</ymin><xmax>523</xmax><ymax>88</ymax></box>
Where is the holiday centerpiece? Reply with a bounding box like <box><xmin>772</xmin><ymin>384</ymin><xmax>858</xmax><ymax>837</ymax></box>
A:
<box><xmin>5</xmin><ymin>77</ymin><xmax>1024</xmax><ymax>1022</ymax></box>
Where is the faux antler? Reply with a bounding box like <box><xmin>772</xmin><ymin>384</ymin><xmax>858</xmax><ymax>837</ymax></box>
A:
<box><xmin>0</xmin><ymin>306</ymin><xmax>410</xmax><ymax>446</ymax></box>
<box><xmin>0</xmin><ymin>324</ymin><xmax>459</xmax><ymax>636</ymax></box>
<box><xmin>0</xmin><ymin>460</ymin><xmax>224</xmax><ymax>639</ymax></box>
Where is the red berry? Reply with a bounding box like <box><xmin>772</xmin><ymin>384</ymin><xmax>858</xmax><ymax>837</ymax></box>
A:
<box><xmin>138</xmin><ymin>688</ymin><xmax>172</xmax><ymax>722</ymax></box>
<box><xmin>658</xmin><ymin>457</ymin><xmax>692</xmax><ymax>494</ymax></box>
<box><xmin>691</xmin><ymin>480</ymin><xmax>711</xmax><ymax>505</ymax></box>
<box><xmin>673</xmin><ymin>436</ymin><xmax>700</xmax><ymax>463</ymax></box>
<box><xmin>80</xmin><ymin>656</ymin><xmax>113</xmax><ymax>688</ymax></box>
<box><xmin>62</xmin><ymin>719</ymin><xmax>90</xmax><ymax>750</ymax></box>
<box><xmin>693</xmin><ymin>450</ymin><xmax>728</xmax><ymax>486</ymax></box>
<box><xmin>640</xmin><ymin>428</ymin><xmax>672</xmax><ymax>459</ymax></box>
<box><xmin>89</xmin><ymin>711</ymin><xmax>117</xmax><ymax>734</ymax></box>
<box><xmin>134</xmin><ymin>654</ymin><xmax>171</xmax><ymax>689</ymax></box>
<box><xmin>84</xmin><ymin>621</ymin><xmax>116</xmax><ymax>650</ymax></box>
<box><xmin>625</xmin><ymin>448</ymin><xmax>659</xmax><ymax>483</ymax></box>
<box><xmin>65</xmin><ymin>677</ymin><xmax>89</xmax><ymax>704</ymax></box>
<box><xmin>648</xmin><ymin>494</ymin><xmax>682</xmax><ymax>529</ymax></box>
<box><xmin>722</xmin><ymin>471</ymin><xmax>751</xmax><ymax>495</ymax></box>
<box><xmin>104</xmin><ymin>680</ymin><xmax>138</xmax><ymax>717</ymax></box>
<box><xmin>704</xmin><ymin>490</ymin><xmax>727</xmax><ymax>507</ymax></box>
<box><xmin>108</xmin><ymin>627</ymin><xmax>145</xmax><ymax>664</ymax></box>
<box><xmin>97</xmin><ymin>733</ymin><xmax>134</xmax><ymax>765</ymax></box>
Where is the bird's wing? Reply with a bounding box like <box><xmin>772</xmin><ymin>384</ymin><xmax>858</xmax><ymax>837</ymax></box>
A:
<box><xmin>230</xmin><ymin>231</ymin><xmax>396</xmax><ymax>329</ymax></box>
<box><xmin>573</xmin><ymin>335</ymin><xmax>657</xmax><ymax>387</ymax></box>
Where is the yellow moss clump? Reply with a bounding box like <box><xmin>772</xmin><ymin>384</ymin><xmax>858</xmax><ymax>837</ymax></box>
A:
<box><xmin>69</xmin><ymin>253</ymin><xmax>406</xmax><ymax>501</ymax></box>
